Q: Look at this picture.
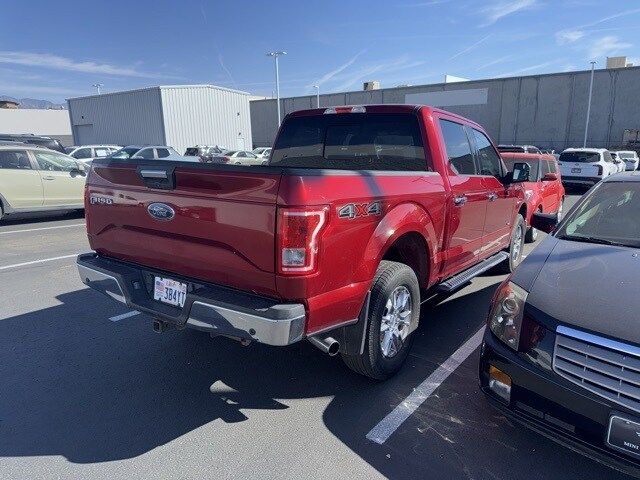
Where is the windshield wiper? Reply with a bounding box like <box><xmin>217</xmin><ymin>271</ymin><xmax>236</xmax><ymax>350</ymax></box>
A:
<box><xmin>558</xmin><ymin>234</ymin><xmax>628</xmax><ymax>247</ymax></box>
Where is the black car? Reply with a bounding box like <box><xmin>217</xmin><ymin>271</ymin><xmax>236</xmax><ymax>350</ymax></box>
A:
<box><xmin>0</xmin><ymin>134</ymin><xmax>66</xmax><ymax>153</ymax></box>
<box><xmin>479</xmin><ymin>172</ymin><xmax>640</xmax><ymax>477</ymax></box>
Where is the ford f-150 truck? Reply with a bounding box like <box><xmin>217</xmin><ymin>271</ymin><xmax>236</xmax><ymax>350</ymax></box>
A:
<box><xmin>77</xmin><ymin>105</ymin><xmax>530</xmax><ymax>379</ymax></box>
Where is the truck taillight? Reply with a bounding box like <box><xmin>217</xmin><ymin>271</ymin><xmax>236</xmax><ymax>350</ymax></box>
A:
<box><xmin>277</xmin><ymin>207</ymin><xmax>328</xmax><ymax>274</ymax></box>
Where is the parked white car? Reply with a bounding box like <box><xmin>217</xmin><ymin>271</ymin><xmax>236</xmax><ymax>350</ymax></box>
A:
<box><xmin>212</xmin><ymin>150</ymin><xmax>266</xmax><ymax>166</ymax></box>
<box><xmin>610</xmin><ymin>152</ymin><xmax>627</xmax><ymax>173</ymax></box>
<box><xmin>108</xmin><ymin>145</ymin><xmax>195</xmax><ymax>162</ymax></box>
<box><xmin>65</xmin><ymin>145</ymin><xmax>122</xmax><ymax>163</ymax></box>
<box><xmin>614</xmin><ymin>150</ymin><xmax>639</xmax><ymax>171</ymax></box>
<box><xmin>558</xmin><ymin>148</ymin><xmax>618</xmax><ymax>187</ymax></box>
<box><xmin>252</xmin><ymin>147</ymin><xmax>272</xmax><ymax>159</ymax></box>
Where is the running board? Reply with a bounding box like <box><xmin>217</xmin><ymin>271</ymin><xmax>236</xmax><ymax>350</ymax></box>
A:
<box><xmin>437</xmin><ymin>251</ymin><xmax>509</xmax><ymax>293</ymax></box>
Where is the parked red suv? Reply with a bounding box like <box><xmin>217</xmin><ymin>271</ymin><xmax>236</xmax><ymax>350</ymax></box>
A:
<box><xmin>77</xmin><ymin>105</ymin><xmax>530</xmax><ymax>379</ymax></box>
<box><xmin>501</xmin><ymin>152</ymin><xmax>565</xmax><ymax>243</ymax></box>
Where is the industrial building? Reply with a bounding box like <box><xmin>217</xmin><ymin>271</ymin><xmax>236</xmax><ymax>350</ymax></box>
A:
<box><xmin>250</xmin><ymin>65</ymin><xmax>640</xmax><ymax>152</ymax></box>
<box><xmin>67</xmin><ymin>85</ymin><xmax>252</xmax><ymax>154</ymax></box>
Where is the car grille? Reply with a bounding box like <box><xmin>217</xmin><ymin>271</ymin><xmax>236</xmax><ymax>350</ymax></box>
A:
<box><xmin>553</xmin><ymin>326</ymin><xmax>640</xmax><ymax>414</ymax></box>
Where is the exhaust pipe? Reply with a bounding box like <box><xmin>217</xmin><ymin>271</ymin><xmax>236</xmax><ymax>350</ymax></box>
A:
<box><xmin>308</xmin><ymin>336</ymin><xmax>340</xmax><ymax>356</ymax></box>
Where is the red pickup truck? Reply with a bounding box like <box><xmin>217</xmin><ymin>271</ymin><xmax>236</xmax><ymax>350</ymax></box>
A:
<box><xmin>77</xmin><ymin>105</ymin><xmax>529</xmax><ymax>379</ymax></box>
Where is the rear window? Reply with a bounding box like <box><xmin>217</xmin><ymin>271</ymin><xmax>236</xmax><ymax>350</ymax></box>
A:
<box><xmin>498</xmin><ymin>146</ymin><xmax>526</xmax><ymax>153</ymax></box>
<box><xmin>269</xmin><ymin>113</ymin><xmax>427</xmax><ymax>171</ymax></box>
<box><xmin>617</xmin><ymin>152</ymin><xmax>637</xmax><ymax>159</ymax></box>
<box><xmin>559</xmin><ymin>151</ymin><xmax>600</xmax><ymax>163</ymax></box>
<box><xmin>502</xmin><ymin>156</ymin><xmax>540</xmax><ymax>180</ymax></box>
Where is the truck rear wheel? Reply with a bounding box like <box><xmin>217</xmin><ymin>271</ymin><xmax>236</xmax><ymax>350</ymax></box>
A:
<box><xmin>341</xmin><ymin>260</ymin><xmax>420</xmax><ymax>380</ymax></box>
<box><xmin>497</xmin><ymin>214</ymin><xmax>525</xmax><ymax>274</ymax></box>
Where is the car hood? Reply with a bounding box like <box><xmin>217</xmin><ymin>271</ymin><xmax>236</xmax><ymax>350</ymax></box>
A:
<box><xmin>518</xmin><ymin>237</ymin><xmax>640</xmax><ymax>345</ymax></box>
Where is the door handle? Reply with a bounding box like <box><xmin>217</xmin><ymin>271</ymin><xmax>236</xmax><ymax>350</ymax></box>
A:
<box><xmin>487</xmin><ymin>192</ymin><xmax>498</xmax><ymax>201</ymax></box>
<box><xmin>42</xmin><ymin>176</ymin><xmax>55</xmax><ymax>180</ymax></box>
<box><xmin>454</xmin><ymin>195</ymin><xmax>467</xmax><ymax>206</ymax></box>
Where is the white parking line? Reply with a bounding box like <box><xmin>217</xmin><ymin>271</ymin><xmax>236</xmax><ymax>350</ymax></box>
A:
<box><xmin>109</xmin><ymin>310</ymin><xmax>140</xmax><ymax>322</ymax></box>
<box><xmin>0</xmin><ymin>223</ymin><xmax>84</xmax><ymax>235</ymax></box>
<box><xmin>0</xmin><ymin>254</ymin><xmax>78</xmax><ymax>271</ymax></box>
<box><xmin>366</xmin><ymin>326</ymin><xmax>486</xmax><ymax>445</ymax></box>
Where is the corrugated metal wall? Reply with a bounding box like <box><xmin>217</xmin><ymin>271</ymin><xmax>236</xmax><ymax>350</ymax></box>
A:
<box><xmin>250</xmin><ymin>67</ymin><xmax>640</xmax><ymax>151</ymax></box>
<box><xmin>68</xmin><ymin>88</ymin><xmax>165</xmax><ymax>147</ymax></box>
<box><xmin>159</xmin><ymin>86</ymin><xmax>251</xmax><ymax>154</ymax></box>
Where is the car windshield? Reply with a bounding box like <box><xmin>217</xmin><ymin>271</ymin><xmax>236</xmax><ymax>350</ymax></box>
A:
<box><xmin>556</xmin><ymin>181</ymin><xmax>640</xmax><ymax>248</ymax></box>
<box><xmin>252</xmin><ymin>148</ymin><xmax>265</xmax><ymax>154</ymax></box>
<box><xmin>185</xmin><ymin>147</ymin><xmax>202</xmax><ymax>156</ymax></box>
<box><xmin>617</xmin><ymin>152</ymin><xmax>636</xmax><ymax>159</ymax></box>
<box><xmin>64</xmin><ymin>147</ymin><xmax>76</xmax><ymax>154</ymax></box>
<box><xmin>502</xmin><ymin>157</ymin><xmax>541</xmax><ymax>181</ymax></box>
<box><xmin>225</xmin><ymin>151</ymin><xmax>237</xmax><ymax>156</ymax></box>
<box><xmin>559</xmin><ymin>151</ymin><xmax>600</xmax><ymax>163</ymax></box>
<box><xmin>109</xmin><ymin>147</ymin><xmax>140</xmax><ymax>159</ymax></box>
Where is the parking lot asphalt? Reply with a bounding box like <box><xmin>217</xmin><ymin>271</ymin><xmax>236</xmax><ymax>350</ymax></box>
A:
<box><xmin>0</xmin><ymin>193</ymin><xmax>633</xmax><ymax>480</ymax></box>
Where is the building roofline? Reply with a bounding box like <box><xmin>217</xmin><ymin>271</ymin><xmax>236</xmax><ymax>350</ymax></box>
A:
<box><xmin>67</xmin><ymin>84</ymin><xmax>250</xmax><ymax>102</ymax></box>
<box><xmin>249</xmin><ymin>65</ymin><xmax>640</xmax><ymax>104</ymax></box>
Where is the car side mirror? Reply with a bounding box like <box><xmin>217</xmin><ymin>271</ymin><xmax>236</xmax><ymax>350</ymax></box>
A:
<box><xmin>542</xmin><ymin>172</ymin><xmax>558</xmax><ymax>181</ymax></box>
<box><xmin>509</xmin><ymin>162</ymin><xmax>530</xmax><ymax>183</ymax></box>
<box><xmin>530</xmin><ymin>212</ymin><xmax>558</xmax><ymax>233</ymax></box>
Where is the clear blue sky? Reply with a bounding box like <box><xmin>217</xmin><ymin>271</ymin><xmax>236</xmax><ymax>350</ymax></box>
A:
<box><xmin>2</xmin><ymin>0</ymin><xmax>639</xmax><ymax>102</ymax></box>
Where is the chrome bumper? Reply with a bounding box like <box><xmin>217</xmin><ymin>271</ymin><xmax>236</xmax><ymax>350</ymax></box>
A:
<box><xmin>77</xmin><ymin>254</ymin><xmax>306</xmax><ymax>346</ymax></box>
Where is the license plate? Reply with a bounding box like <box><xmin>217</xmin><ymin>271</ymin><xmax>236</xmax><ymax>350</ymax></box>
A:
<box><xmin>571</xmin><ymin>168</ymin><xmax>581</xmax><ymax>173</ymax></box>
<box><xmin>153</xmin><ymin>276</ymin><xmax>187</xmax><ymax>308</ymax></box>
<box><xmin>606</xmin><ymin>415</ymin><xmax>640</xmax><ymax>459</ymax></box>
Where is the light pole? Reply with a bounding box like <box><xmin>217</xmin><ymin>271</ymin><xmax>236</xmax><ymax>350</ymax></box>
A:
<box><xmin>92</xmin><ymin>83</ymin><xmax>103</xmax><ymax>95</ymax></box>
<box><xmin>266</xmin><ymin>51</ymin><xmax>287</xmax><ymax>125</ymax></box>
<box><xmin>583</xmin><ymin>61</ymin><xmax>596</xmax><ymax>148</ymax></box>
<box><xmin>313</xmin><ymin>85</ymin><xmax>320</xmax><ymax>108</ymax></box>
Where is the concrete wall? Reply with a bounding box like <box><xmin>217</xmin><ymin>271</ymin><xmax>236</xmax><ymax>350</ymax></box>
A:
<box><xmin>0</xmin><ymin>109</ymin><xmax>72</xmax><ymax>145</ymax></box>
<box><xmin>250</xmin><ymin>67</ymin><xmax>640</xmax><ymax>151</ymax></box>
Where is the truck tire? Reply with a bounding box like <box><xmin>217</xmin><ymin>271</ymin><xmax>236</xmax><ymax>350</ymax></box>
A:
<box><xmin>341</xmin><ymin>260</ymin><xmax>420</xmax><ymax>380</ymax></box>
<box><xmin>524</xmin><ymin>208</ymin><xmax>541</xmax><ymax>243</ymax></box>
<box><xmin>497</xmin><ymin>214</ymin><xmax>525</xmax><ymax>274</ymax></box>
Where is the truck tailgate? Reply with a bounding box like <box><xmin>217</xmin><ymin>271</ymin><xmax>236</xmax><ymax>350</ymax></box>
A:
<box><xmin>86</xmin><ymin>162</ymin><xmax>281</xmax><ymax>297</ymax></box>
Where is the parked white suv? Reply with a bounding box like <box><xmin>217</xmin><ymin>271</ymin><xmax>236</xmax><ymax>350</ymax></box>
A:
<box><xmin>558</xmin><ymin>148</ymin><xmax>617</xmax><ymax>187</ymax></box>
<box><xmin>65</xmin><ymin>145</ymin><xmax>122</xmax><ymax>163</ymax></box>
<box><xmin>614</xmin><ymin>150</ymin><xmax>639</xmax><ymax>171</ymax></box>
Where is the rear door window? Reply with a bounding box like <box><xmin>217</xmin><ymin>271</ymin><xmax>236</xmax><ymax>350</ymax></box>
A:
<box><xmin>0</xmin><ymin>150</ymin><xmax>32</xmax><ymax>169</ymax></box>
<box><xmin>94</xmin><ymin>148</ymin><xmax>110</xmax><ymax>158</ymax></box>
<box><xmin>439</xmin><ymin>119</ymin><xmax>475</xmax><ymax>175</ymax></box>
<box><xmin>156</xmin><ymin>148</ymin><xmax>171</xmax><ymax>158</ymax></box>
<box><xmin>270</xmin><ymin>113</ymin><xmax>427</xmax><ymax>171</ymax></box>
<box><xmin>471</xmin><ymin>129</ymin><xmax>502</xmax><ymax>177</ymax></box>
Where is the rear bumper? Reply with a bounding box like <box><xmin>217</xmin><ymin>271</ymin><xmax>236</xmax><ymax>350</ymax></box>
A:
<box><xmin>77</xmin><ymin>253</ymin><xmax>306</xmax><ymax>346</ymax></box>
<box><xmin>561</xmin><ymin>176</ymin><xmax>602</xmax><ymax>186</ymax></box>
<box><xmin>479</xmin><ymin>330</ymin><xmax>640</xmax><ymax>477</ymax></box>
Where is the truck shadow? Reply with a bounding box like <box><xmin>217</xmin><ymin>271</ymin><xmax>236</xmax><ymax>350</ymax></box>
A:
<box><xmin>0</xmin><ymin>277</ymin><xmax>620</xmax><ymax>478</ymax></box>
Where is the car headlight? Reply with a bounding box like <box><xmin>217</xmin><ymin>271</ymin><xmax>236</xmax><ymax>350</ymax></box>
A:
<box><xmin>488</xmin><ymin>281</ymin><xmax>528</xmax><ymax>351</ymax></box>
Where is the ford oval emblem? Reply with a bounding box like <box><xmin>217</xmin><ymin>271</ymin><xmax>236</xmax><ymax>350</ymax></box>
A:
<box><xmin>147</xmin><ymin>203</ymin><xmax>175</xmax><ymax>221</ymax></box>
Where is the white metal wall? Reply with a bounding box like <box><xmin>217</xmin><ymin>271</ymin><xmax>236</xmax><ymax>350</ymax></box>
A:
<box><xmin>159</xmin><ymin>85</ymin><xmax>252</xmax><ymax>154</ymax></box>
<box><xmin>67</xmin><ymin>88</ymin><xmax>165</xmax><ymax>147</ymax></box>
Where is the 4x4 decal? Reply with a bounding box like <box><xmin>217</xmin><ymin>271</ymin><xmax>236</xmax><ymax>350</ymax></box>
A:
<box><xmin>338</xmin><ymin>201</ymin><xmax>382</xmax><ymax>219</ymax></box>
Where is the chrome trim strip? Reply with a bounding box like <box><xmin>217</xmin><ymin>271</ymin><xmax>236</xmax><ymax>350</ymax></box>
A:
<box><xmin>556</xmin><ymin>325</ymin><xmax>640</xmax><ymax>358</ymax></box>
<box><xmin>139</xmin><ymin>169</ymin><xmax>168</xmax><ymax>179</ymax></box>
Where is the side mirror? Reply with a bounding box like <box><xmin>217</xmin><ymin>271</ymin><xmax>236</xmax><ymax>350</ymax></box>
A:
<box><xmin>530</xmin><ymin>212</ymin><xmax>558</xmax><ymax>233</ymax></box>
<box><xmin>543</xmin><ymin>172</ymin><xmax>558</xmax><ymax>181</ymax></box>
<box><xmin>510</xmin><ymin>162</ymin><xmax>531</xmax><ymax>183</ymax></box>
